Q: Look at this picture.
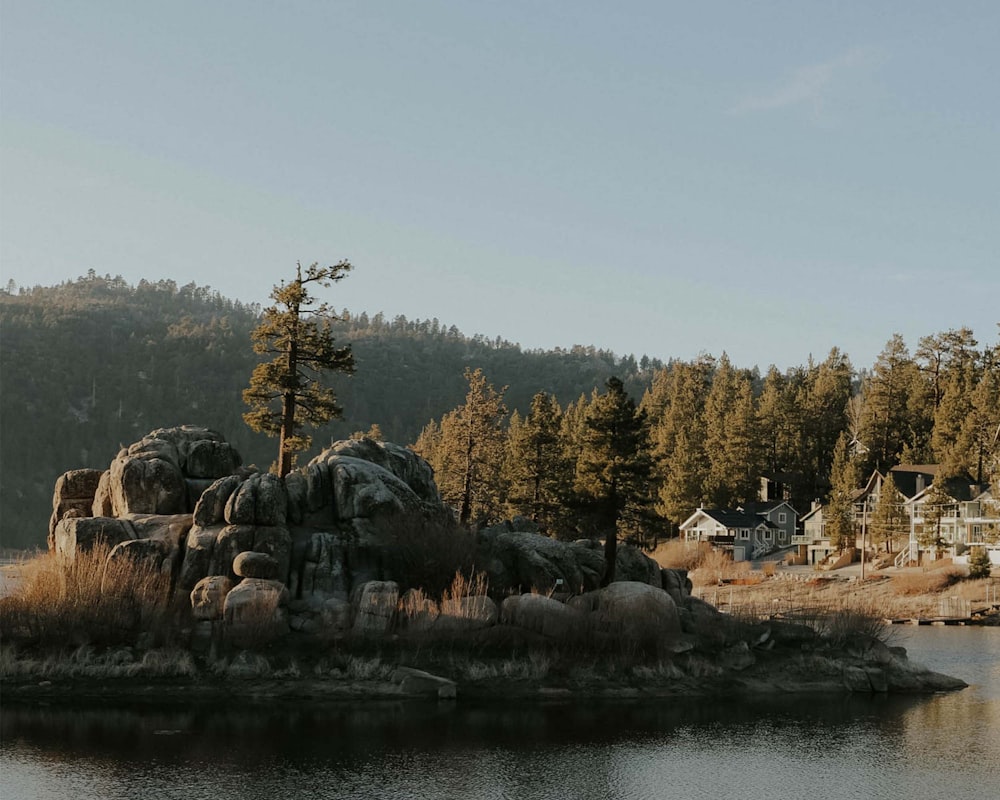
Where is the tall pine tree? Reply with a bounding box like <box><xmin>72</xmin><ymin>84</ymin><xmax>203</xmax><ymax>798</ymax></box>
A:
<box><xmin>574</xmin><ymin>377</ymin><xmax>651</xmax><ymax>584</ymax></box>
<box><xmin>243</xmin><ymin>261</ymin><xmax>355</xmax><ymax>476</ymax></box>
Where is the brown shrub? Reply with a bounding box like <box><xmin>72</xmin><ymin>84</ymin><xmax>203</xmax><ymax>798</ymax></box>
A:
<box><xmin>650</xmin><ymin>539</ymin><xmax>709</xmax><ymax>571</ymax></box>
<box><xmin>891</xmin><ymin>569</ymin><xmax>964</xmax><ymax>596</ymax></box>
<box><xmin>689</xmin><ymin>550</ymin><xmax>749</xmax><ymax>587</ymax></box>
<box><xmin>385</xmin><ymin>513</ymin><xmax>477</xmax><ymax>597</ymax></box>
<box><xmin>0</xmin><ymin>542</ymin><xmax>175</xmax><ymax>647</ymax></box>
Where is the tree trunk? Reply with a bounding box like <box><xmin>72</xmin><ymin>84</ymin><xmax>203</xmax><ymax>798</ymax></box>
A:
<box><xmin>278</xmin><ymin>391</ymin><xmax>296</xmax><ymax>478</ymax></box>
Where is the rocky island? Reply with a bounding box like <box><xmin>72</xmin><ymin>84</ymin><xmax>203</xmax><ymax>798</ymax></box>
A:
<box><xmin>1</xmin><ymin>426</ymin><xmax>966</xmax><ymax>705</ymax></box>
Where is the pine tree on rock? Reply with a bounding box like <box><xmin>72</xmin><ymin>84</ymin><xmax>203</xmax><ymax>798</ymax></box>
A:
<box><xmin>243</xmin><ymin>261</ymin><xmax>355</xmax><ymax>477</ymax></box>
<box><xmin>574</xmin><ymin>377</ymin><xmax>651</xmax><ymax>585</ymax></box>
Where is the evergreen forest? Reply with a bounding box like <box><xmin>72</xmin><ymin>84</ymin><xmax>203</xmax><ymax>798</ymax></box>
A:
<box><xmin>1</xmin><ymin>273</ymin><xmax>997</xmax><ymax>550</ymax></box>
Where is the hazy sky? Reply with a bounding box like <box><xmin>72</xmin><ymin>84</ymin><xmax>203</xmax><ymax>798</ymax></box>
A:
<box><xmin>2</xmin><ymin>1</ymin><xmax>997</xmax><ymax>370</ymax></box>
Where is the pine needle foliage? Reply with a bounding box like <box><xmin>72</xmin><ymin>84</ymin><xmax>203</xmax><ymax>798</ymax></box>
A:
<box><xmin>243</xmin><ymin>261</ymin><xmax>355</xmax><ymax>476</ymax></box>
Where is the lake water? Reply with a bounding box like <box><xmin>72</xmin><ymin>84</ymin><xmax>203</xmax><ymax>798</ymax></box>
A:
<box><xmin>2</xmin><ymin>626</ymin><xmax>999</xmax><ymax>800</ymax></box>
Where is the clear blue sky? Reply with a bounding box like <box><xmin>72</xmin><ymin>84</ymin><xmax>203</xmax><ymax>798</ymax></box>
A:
<box><xmin>2</xmin><ymin>1</ymin><xmax>997</xmax><ymax>370</ymax></box>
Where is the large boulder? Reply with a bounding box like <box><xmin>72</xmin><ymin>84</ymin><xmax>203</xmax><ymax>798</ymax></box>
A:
<box><xmin>190</xmin><ymin>575</ymin><xmax>234</xmax><ymax>621</ymax></box>
<box><xmin>500</xmin><ymin>593</ymin><xmax>588</xmax><ymax>640</ymax></box>
<box><xmin>352</xmin><ymin>580</ymin><xmax>399</xmax><ymax>636</ymax></box>
<box><xmin>324</xmin><ymin>438</ymin><xmax>439</xmax><ymax>503</ymax></box>
<box><xmin>225</xmin><ymin>473</ymin><xmax>287</xmax><ymax>526</ymax></box>
<box><xmin>193</xmin><ymin>475</ymin><xmax>243</xmax><ymax>527</ymax></box>
<box><xmin>571</xmin><ymin>581</ymin><xmax>681</xmax><ymax>647</ymax></box>
<box><xmin>104</xmin><ymin>537</ymin><xmax>177</xmax><ymax>584</ymax></box>
<box><xmin>48</xmin><ymin>468</ymin><xmax>104</xmax><ymax>551</ymax></box>
<box><xmin>477</xmin><ymin>526</ymin><xmax>606</xmax><ymax>594</ymax></box>
<box><xmin>53</xmin><ymin>517</ymin><xmax>135</xmax><ymax>562</ymax></box>
<box><xmin>223</xmin><ymin>578</ymin><xmax>289</xmax><ymax>640</ymax></box>
<box><xmin>234</xmin><ymin>551</ymin><xmax>279</xmax><ymax>580</ymax></box>
<box><xmin>101</xmin><ymin>426</ymin><xmax>243</xmax><ymax>518</ymax></box>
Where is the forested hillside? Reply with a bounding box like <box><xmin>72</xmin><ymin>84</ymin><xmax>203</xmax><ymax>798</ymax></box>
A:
<box><xmin>2</xmin><ymin>274</ymin><xmax>996</xmax><ymax>550</ymax></box>
<box><xmin>0</xmin><ymin>273</ymin><xmax>661</xmax><ymax>547</ymax></box>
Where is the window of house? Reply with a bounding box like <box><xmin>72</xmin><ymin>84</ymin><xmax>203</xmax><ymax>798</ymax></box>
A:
<box><xmin>778</xmin><ymin>512</ymin><xmax>787</xmax><ymax>523</ymax></box>
<box><xmin>764</xmin><ymin>529</ymin><xmax>772</xmax><ymax>540</ymax></box>
<box><xmin>739</xmin><ymin>529</ymin><xmax>749</xmax><ymax>540</ymax></box>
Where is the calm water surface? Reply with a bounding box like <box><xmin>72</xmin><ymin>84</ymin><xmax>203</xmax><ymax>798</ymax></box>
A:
<box><xmin>2</xmin><ymin>626</ymin><xmax>999</xmax><ymax>800</ymax></box>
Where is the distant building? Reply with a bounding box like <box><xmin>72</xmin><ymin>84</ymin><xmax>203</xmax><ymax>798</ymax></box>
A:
<box><xmin>679</xmin><ymin>501</ymin><xmax>798</xmax><ymax>562</ymax></box>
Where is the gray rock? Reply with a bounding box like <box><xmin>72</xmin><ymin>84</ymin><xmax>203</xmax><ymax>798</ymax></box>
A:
<box><xmin>391</xmin><ymin>666</ymin><xmax>456</xmax><ymax>699</ymax></box>
<box><xmin>578</xmin><ymin>581</ymin><xmax>681</xmax><ymax>644</ymax></box>
<box><xmin>661</xmin><ymin>568</ymin><xmax>692</xmax><ymax>603</ymax></box>
<box><xmin>251</xmin><ymin>525</ymin><xmax>291</xmax><ymax>582</ymax></box>
<box><xmin>105</xmin><ymin>537</ymin><xmax>176</xmax><ymax>584</ymax></box>
<box><xmin>500</xmin><ymin>593</ymin><xmax>587</xmax><ymax>639</ymax></box>
<box><xmin>720</xmin><ymin>640</ymin><xmax>756</xmax><ymax>671</ymax></box>
<box><xmin>211</xmin><ymin>525</ymin><xmax>256</xmax><ymax>579</ymax></box>
<box><xmin>234</xmin><ymin>551</ymin><xmax>279</xmax><ymax>580</ymax></box>
<box><xmin>478</xmin><ymin>528</ymin><xmax>607</xmax><ymax>594</ymax></box>
<box><xmin>352</xmin><ymin>580</ymin><xmax>399</xmax><ymax>635</ymax></box>
<box><xmin>178</xmin><ymin>524</ymin><xmax>224</xmax><ymax>591</ymax></box>
<box><xmin>614</xmin><ymin>545</ymin><xmax>662</xmax><ymax>587</ymax></box>
<box><xmin>185</xmin><ymin>439</ymin><xmax>241</xmax><ymax>479</ymax></box>
<box><xmin>124</xmin><ymin>513</ymin><xmax>193</xmax><ymax>545</ymax></box>
<box><xmin>190</xmin><ymin>575</ymin><xmax>234</xmax><ymax>621</ymax></box>
<box><xmin>91</xmin><ymin>470</ymin><xmax>114</xmax><ymax>517</ymax></box>
<box><xmin>223</xmin><ymin>578</ymin><xmax>289</xmax><ymax>631</ymax></box>
<box><xmin>53</xmin><ymin>517</ymin><xmax>135</xmax><ymax>562</ymax></box>
<box><xmin>224</xmin><ymin>473</ymin><xmax>287</xmax><ymax>526</ymax></box>
<box><xmin>325</xmin><ymin>439</ymin><xmax>440</xmax><ymax>503</ymax></box>
<box><xmin>193</xmin><ymin>475</ymin><xmax>242</xmax><ymax>527</ymax></box>
<box><xmin>109</xmin><ymin>454</ymin><xmax>187</xmax><ymax>516</ymax></box>
<box><xmin>329</xmin><ymin>457</ymin><xmax>418</xmax><ymax>520</ymax></box>
<box><xmin>48</xmin><ymin>468</ymin><xmax>105</xmax><ymax>551</ymax></box>
<box><xmin>842</xmin><ymin>665</ymin><xmax>874</xmax><ymax>692</ymax></box>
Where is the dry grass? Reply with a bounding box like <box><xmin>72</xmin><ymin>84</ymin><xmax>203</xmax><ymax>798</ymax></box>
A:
<box><xmin>689</xmin><ymin>550</ymin><xmax>751</xmax><ymax>587</ymax></box>
<box><xmin>0</xmin><ymin>542</ymin><xmax>176</xmax><ymax>647</ymax></box>
<box><xmin>650</xmin><ymin>539</ymin><xmax>710</xmax><ymax>571</ymax></box>
<box><xmin>0</xmin><ymin>643</ymin><xmax>197</xmax><ymax>679</ymax></box>
<box><xmin>891</xmin><ymin>569</ymin><xmax>964</xmax><ymax>596</ymax></box>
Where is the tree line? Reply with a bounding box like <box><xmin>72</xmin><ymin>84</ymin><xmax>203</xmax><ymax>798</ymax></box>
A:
<box><xmin>414</xmin><ymin>332</ymin><xmax>1000</xmax><ymax>554</ymax></box>
<box><xmin>1</xmin><ymin>274</ymin><xmax>997</xmax><ymax>552</ymax></box>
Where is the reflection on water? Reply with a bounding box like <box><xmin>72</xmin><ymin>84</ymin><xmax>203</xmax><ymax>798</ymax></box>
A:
<box><xmin>2</xmin><ymin>627</ymin><xmax>998</xmax><ymax>800</ymax></box>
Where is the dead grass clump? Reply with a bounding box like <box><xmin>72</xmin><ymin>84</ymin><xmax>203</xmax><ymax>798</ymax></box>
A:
<box><xmin>689</xmin><ymin>550</ymin><xmax>750</xmax><ymax>587</ymax></box>
<box><xmin>891</xmin><ymin>569</ymin><xmax>964</xmax><ymax>596</ymax></box>
<box><xmin>810</xmin><ymin>600</ymin><xmax>896</xmax><ymax>648</ymax></box>
<box><xmin>650</xmin><ymin>539</ymin><xmax>709</xmax><ymax>571</ymax></box>
<box><xmin>0</xmin><ymin>542</ymin><xmax>175</xmax><ymax>647</ymax></box>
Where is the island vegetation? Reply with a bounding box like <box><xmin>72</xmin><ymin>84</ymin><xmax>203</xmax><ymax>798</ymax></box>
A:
<box><xmin>0</xmin><ymin>269</ymin><xmax>995</xmax><ymax>702</ymax></box>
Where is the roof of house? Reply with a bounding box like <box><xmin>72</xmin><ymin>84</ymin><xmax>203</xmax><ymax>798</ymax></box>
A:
<box><xmin>684</xmin><ymin>507</ymin><xmax>779</xmax><ymax>530</ymax></box>
<box><xmin>739</xmin><ymin>500</ymin><xmax>798</xmax><ymax>519</ymax></box>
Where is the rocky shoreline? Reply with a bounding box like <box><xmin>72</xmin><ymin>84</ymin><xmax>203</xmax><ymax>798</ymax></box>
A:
<box><xmin>1</xmin><ymin>426</ymin><xmax>969</xmax><ymax>707</ymax></box>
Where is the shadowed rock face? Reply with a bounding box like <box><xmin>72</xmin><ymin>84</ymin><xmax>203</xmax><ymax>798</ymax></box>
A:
<box><xmin>48</xmin><ymin>428</ymin><xmax>702</xmax><ymax>657</ymax></box>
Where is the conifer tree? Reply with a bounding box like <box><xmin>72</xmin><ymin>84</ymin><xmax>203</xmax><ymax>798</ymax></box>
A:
<box><xmin>243</xmin><ymin>261</ymin><xmax>355</xmax><ymax>477</ymax></box>
<box><xmin>858</xmin><ymin>335</ymin><xmax>924</xmax><ymax>472</ymax></box>
<box><xmin>826</xmin><ymin>432</ymin><xmax>858</xmax><ymax>551</ymax></box>
<box><xmin>870</xmin><ymin>473</ymin><xmax>906</xmax><ymax>553</ymax></box>
<box><xmin>574</xmin><ymin>377</ymin><xmax>650</xmax><ymax>584</ymax></box>
<box><xmin>505</xmin><ymin>391</ymin><xmax>569</xmax><ymax>532</ymax></box>
<box><xmin>415</xmin><ymin>368</ymin><xmax>508</xmax><ymax>526</ymax></box>
<box><xmin>646</xmin><ymin>359</ymin><xmax>711</xmax><ymax>530</ymax></box>
<box><xmin>918</xmin><ymin>479</ymin><xmax>953</xmax><ymax>553</ymax></box>
<box><xmin>702</xmin><ymin>355</ymin><xmax>760</xmax><ymax>507</ymax></box>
